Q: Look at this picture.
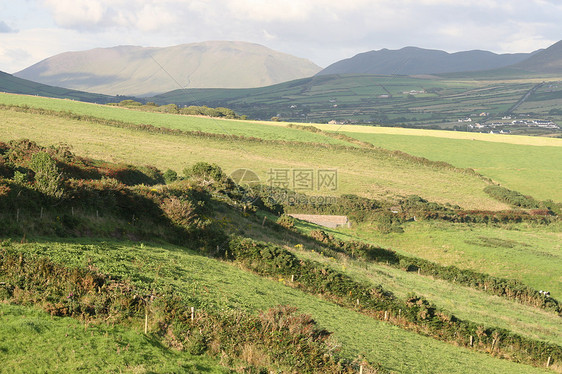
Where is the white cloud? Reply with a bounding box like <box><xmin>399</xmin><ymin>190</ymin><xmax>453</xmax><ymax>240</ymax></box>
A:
<box><xmin>43</xmin><ymin>0</ymin><xmax>107</xmax><ymax>29</ymax></box>
<box><xmin>0</xmin><ymin>0</ymin><xmax>558</xmax><ymax>72</ymax></box>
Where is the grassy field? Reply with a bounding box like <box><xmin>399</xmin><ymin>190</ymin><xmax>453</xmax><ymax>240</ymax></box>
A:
<box><xmin>302</xmin><ymin>220</ymin><xmax>562</xmax><ymax>299</ymax></box>
<box><xmin>0</xmin><ymin>93</ymin><xmax>347</xmax><ymax>144</ymax></box>
<box><xmin>220</xmin><ymin>208</ymin><xmax>562</xmax><ymax>346</ymax></box>
<box><xmin>0</xmin><ymin>103</ymin><xmax>508</xmax><ymax>210</ymax></box>
<box><xmin>0</xmin><ymin>303</ymin><xmax>226</xmax><ymax>373</ymax></box>
<box><xmin>1</xmin><ymin>91</ymin><xmax>561</xmax><ymax>372</ymax></box>
<box><xmin>290</xmin><ymin>123</ymin><xmax>562</xmax><ymax>202</ymax></box>
<box><xmin>3</xmin><ymin>239</ymin><xmax>550</xmax><ymax>374</ymax></box>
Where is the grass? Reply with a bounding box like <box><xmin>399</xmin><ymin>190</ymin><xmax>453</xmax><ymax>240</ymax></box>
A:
<box><xmin>289</xmin><ymin>243</ymin><xmax>562</xmax><ymax>346</ymax></box>
<box><xmin>2</xmin><ymin>238</ymin><xmax>550</xmax><ymax>374</ymax></box>
<box><xmin>0</xmin><ymin>93</ymin><xmax>348</xmax><ymax>145</ymax></box>
<box><xmin>0</xmin><ymin>103</ymin><xmax>508</xmax><ymax>210</ymax></box>
<box><xmin>0</xmin><ymin>303</ymin><xmax>227</xmax><ymax>373</ymax></box>
<box><xmin>322</xmin><ymin>129</ymin><xmax>562</xmax><ymax>202</ymax></box>
<box><xmin>309</xmin><ymin>220</ymin><xmax>562</xmax><ymax>300</ymax></box>
<box><xmin>219</xmin><ymin>207</ymin><xmax>562</xmax><ymax>346</ymax></box>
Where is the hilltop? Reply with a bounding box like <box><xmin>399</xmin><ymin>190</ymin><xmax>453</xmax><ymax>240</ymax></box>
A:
<box><xmin>14</xmin><ymin>41</ymin><xmax>322</xmax><ymax>96</ymax></box>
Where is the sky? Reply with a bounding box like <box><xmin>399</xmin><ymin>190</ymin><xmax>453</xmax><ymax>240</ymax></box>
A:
<box><xmin>0</xmin><ymin>0</ymin><xmax>561</xmax><ymax>73</ymax></box>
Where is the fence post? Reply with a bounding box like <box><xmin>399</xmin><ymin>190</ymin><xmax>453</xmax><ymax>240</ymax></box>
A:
<box><xmin>547</xmin><ymin>356</ymin><xmax>552</xmax><ymax>367</ymax></box>
<box><xmin>359</xmin><ymin>365</ymin><xmax>363</xmax><ymax>374</ymax></box>
<box><xmin>191</xmin><ymin>307</ymin><xmax>195</xmax><ymax>321</ymax></box>
<box><xmin>262</xmin><ymin>216</ymin><xmax>266</xmax><ymax>227</ymax></box>
<box><xmin>291</xmin><ymin>274</ymin><xmax>294</xmax><ymax>282</ymax></box>
<box><xmin>40</xmin><ymin>207</ymin><xmax>43</xmax><ymax>219</ymax></box>
<box><xmin>470</xmin><ymin>336</ymin><xmax>473</xmax><ymax>347</ymax></box>
<box><xmin>144</xmin><ymin>308</ymin><xmax>148</xmax><ymax>334</ymax></box>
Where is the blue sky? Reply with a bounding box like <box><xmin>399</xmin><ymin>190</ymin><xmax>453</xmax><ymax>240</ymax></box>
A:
<box><xmin>1</xmin><ymin>0</ymin><xmax>561</xmax><ymax>73</ymax></box>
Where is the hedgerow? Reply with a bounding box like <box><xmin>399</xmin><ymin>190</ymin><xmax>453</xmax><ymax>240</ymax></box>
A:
<box><xmin>225</xmin><ymin>237</ymin><xmax>562</xmax><ymax>369</ymax></box>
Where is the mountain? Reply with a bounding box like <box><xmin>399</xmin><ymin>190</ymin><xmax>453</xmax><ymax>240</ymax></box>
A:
<box><xmin>317</xmin><ymin>46</ymin><xmax>535</xmax><ymax>76</ymax></box>
<box><xmin>14</xmin><ymin>41</ymin><xmax>322</xmax><ymax>96</ymax></box>
<box><xmin>0</xmin><ymin>70</ymin><xmax>119</xmax><ymax>103</ymax></box>
<box><xmin>511</xmin><ymin>40</ymin><xmax>562</xmax><ymax>73</ymax></box>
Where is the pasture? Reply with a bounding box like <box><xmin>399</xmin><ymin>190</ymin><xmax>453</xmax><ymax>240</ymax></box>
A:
<box><xmin>4</xmin><ymin>239</ymin><xmax>550</xmax><ymax>374</ymax></box>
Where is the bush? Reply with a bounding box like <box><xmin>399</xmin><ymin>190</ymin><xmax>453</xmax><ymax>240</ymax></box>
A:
<box><xmin>29</xmin><ymin>151</ymin><xmax>63</xmax><ymax>198</ymax></box>
<box><xmin>163</xmin><ymin>169</ymin><xmax>178</xmax><ymax>184</ymax></box>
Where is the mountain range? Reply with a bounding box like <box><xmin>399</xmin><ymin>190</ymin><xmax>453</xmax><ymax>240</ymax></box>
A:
<box><xmin>317</xmin><ymin>47</ymin><xmax>537</xmax><ymax>76</ymax></box>
<box><xmin>14</xmin><ymin>41</ymin><xmax>322</xmax><ymax>96</ymax></box>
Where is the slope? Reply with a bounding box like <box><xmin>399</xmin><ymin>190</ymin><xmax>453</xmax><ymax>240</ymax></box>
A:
<box><xmin>0</xmin><ymin>70</ymin><xmax>117</xmax><ymax>103</ymax></box>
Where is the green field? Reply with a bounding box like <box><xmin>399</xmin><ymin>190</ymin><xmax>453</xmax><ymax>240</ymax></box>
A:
<box><xmin>329</xmin><ymin>129</ymin><xmax>562</xmax><ymax>202</ymax></box>
<box><xmin>0</xmin><ymin>303</ymin><xmax>226</xmax><ymax>373</ymax></box>
<box><xmin>2</xmin><ymin>239</ymin><xmax>550</xmax><ymax>374</ymax></box>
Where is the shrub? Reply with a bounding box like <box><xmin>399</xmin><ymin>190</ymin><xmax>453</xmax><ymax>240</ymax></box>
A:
<box><xmin>29</xmin><ymin>151</ymin><xmax>63</xmax><ymax>198</ymax></box>
<box><xmin>277</xmin><ymin>215</ymin><xmax>295</xmax><ymax>230</ymax></box>
<box><xmin>163</xmin><ymin>169</ymin><xmax>178</xmax><ymax>184</ymax></box>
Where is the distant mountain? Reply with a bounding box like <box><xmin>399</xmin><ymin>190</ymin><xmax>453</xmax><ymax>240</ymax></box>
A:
<box><xmin>15</xmin><ymin>41</ymin><xmax>322</xmax><ymax>96</ymax></box>
<box><xmin>317</xmin><ymin>46</ymin><xmax>536</xmax><ymax>76</ymax></box>
<box><xmin>511</xmin><ymin>40</ymin><xmax>562</xmax><ymax>73</ymax></box>
<box><xmin>0</xmin><ymin>70</ymin><xmax>118</xmax><ymax>103</ymax></box>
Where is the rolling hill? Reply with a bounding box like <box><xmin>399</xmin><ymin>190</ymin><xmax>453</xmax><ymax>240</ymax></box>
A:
<box><xmin>316</xmin><ymin>46</ymin><xmax>536</xmax><ymax>76</ymax></box>
<box><xmin>0</xmin><ymin>70</ymin><xmax>119</xmax><ymax>103</ymax></box>
<box><xmin>14</xmin><ymin>41</ymin><xmax>322</xmax><ymax>96</ymax></box>
<box><xmin>0</xmin><ymin>93</ymin><xmax>561</xmax><ymax>372</ymax></box>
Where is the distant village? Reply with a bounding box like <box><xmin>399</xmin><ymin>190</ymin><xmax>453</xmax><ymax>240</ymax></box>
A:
<box><xmin>459</xmin><ymin>115</ymin><xmax>560</xmax><ymax>133</ymax></box>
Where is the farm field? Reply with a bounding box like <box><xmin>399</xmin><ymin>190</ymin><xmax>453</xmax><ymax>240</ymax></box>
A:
<box><xmin>0</xmin><ymin>93</ymin><xmax>347</xmax><ymax>145</ymax></box>
<box><xmin>300</xmin><ymin>220</ymin><xmax>562</xmax><ymax>299</ymax></box>
<box><xmin>152</xmin><ymin>73</ymin><xmax>562</xmax><ymax>129</ymax></box>
<box><xmin>0</xmin><ymin>101</ymin><xmax>508</xmax><ymax>210</ymax></box>
<box><xmin>2</xmin><ymin>239</ymin><xmax>551</xmax><ymax>374</ymax></box>
<box><xmin>321</xmin><ymin>128</ymin><xmax>562</xmax><ymax>202</ymax></box>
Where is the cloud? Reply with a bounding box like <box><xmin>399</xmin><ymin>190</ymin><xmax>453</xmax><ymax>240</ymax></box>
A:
<box><xmin>1</xmin><ymin>0</ymin><xmax>558</xmax><ymax>72</ymax></box>
<box><xmin>0</xmin><ymin>21</ymin><xmax>16</xmax><ymax>33</ymax></box>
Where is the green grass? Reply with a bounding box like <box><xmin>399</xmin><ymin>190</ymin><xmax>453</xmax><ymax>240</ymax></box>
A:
<box><xmin>335</xmin><ymin>131</ymin><xmax>562</xmax><ymax>202</ymax></box>
<box><xmin>220</xmin><ymin>209</ymin><xmax>562</xmax><ymax>346</ymax></box>
<box><xmin>0</xmin><ymin>93</ymin><xmax>348</xmax><ymax>144</ymax></box>
<box><xmin>289</xmin><ymin>243</ymin><xmax>562</xmax><ymax>346</ymax></box>
<box><xmin>0</xmin><ymin>103</ymin><xmax>508</xmax><ymax>210</ymax></box>
<box><xmin>313</xmin><ymin>220</ymin><xmax>562</xmax><ymax>300</ymax></box>
<box><xmin>0</xmin><ymin>303</ymin><xmax>226</xmax><ymax>373</ymax></box>
<box><xmin>3</xmin><ymin>238</ymin><xmax>550</xmax><ymax>374</ymax></box>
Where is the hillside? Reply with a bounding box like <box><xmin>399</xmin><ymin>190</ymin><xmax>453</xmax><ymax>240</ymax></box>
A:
<box><xmin>14</xmin><ymin>41</ymin><xmax>322</xmax><ymax>96</ymax></box>
<box><xmin>1</xmin><ymin>93</ymin><xmax>561</xmax><ymax>372</ymax></box>
<box><xmin>316</xmin><ymin>46</ymin><xmax>535</xmax><ymax>76</ymax></box>
<box><xmin>151</xmin><ymin>73</ymin><xmax>562</xmax><ymax>132</ymax></box>
<box><xmin>513</xmin><ymin>40</ymin><xmax>562</xmax><ymax>74</ymax></box>
<box><xmin>0</xmin><ymin>70</ymin><xmax>118</xmax><ymax>103</ymax></box>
